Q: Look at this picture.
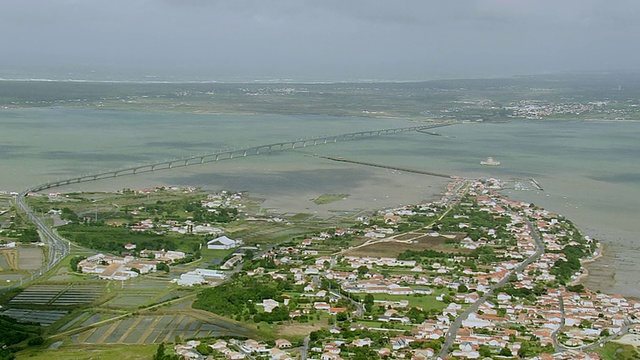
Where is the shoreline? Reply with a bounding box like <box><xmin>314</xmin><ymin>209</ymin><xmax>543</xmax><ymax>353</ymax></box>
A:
<box><xmin>569</xmin><ymin>243</ymin><xmax>604</xmax><ymax>287</ymax></box>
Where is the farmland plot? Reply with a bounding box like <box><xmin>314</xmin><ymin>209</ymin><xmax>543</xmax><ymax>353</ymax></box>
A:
<box><xmin>18</xmin><ymin>246</ymin><xmax>44</xmax><ymax>270</ymax></box>
<box><xmin>10</xmin><ymin>284</ymin><xmax>103</xmax><ymax>306</ymax></box>
<box><xmin>0</xmin><ymin>249</ymin><xmax>13</xmax><ymax>270</ymax></box>
<box><xmin>1</xmin><ymin>308</ymin><xmax>68</xmax><ymax>326</ymax></box>
<box><xmin>58</xmin><ymin>312</ymin><xmax>89</xmax><ymax>331</ymax></box>
<box><xmin>77</xmin><ymin>314</ymin><xmax>249</xmax><ymax>345</ymax></box>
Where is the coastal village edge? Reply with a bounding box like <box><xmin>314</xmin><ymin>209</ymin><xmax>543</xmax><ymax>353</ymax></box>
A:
<box><xmin>3</xmin><ymin>177</ymin><xmax>639</xmax><ymax>360</ymax></box>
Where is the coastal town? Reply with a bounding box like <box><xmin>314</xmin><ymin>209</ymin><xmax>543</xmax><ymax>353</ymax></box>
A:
<box><xmin>160</xmin><ymin>178</ymin><xmax>639</xmax><ymax>359</ymax></box>
<box><xmin>3</xmin><ymin>177</ymin><xmax>640</xmax><ymax>359</ymax></box>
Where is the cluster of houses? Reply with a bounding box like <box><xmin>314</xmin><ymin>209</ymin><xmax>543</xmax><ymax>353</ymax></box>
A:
<box><xmin>224</xmin><ymin>178</ymin><xmax>639</xmax><ymax>359</ymax></box>
<box><xmin>173</xmin><ymin>338</ymin><xmax>294</xmax><ymax>360</ymax></box>
<box><xmin>122</xmin><ymin>190</ymin><xmax>245</xmax><ymax>236</ymax></box>
<box><xmin>506</xmin><ymin>100</ymin><xmax>603</xmax><ymax>119</ymax></box>
<box><xmin>77</xmin><ymin>249</ymin><xmax>186</xmax><ymax>280</ymax></box>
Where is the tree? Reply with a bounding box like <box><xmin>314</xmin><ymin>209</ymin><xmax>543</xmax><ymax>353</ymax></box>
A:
<box><xmin>364</xmin><ymin>294</ymin><xmax>375</xmax><ymax>313</ymax></box>
<box><xmin>154</xmin><ymin>343</ymin><xmax>166</xmax><ymax>360</ymax></box>
<box><xmin>27</xmin><ymin>336</ymin><xmax>44</xmax><ymax>346</ymax></box>
<box><xmin>19</xmin><ymin>227</ymin><xmax>39</xmax><ymax>243</ymax></box>
<box><xmin>336</xmin><ymin>311</ymin><xmax>348</xmax><ymax>322</ymax></box>
<box><xmin>156</xmin><ymin>262</ymin><xmax>170</xmax><ymax>273</ymax></box>
<box><xmin>499</xmin><ymin>347</ymin><xmax>512</xmax><ymax>356</ymax></box>
<box><xmin>357</xmin><ymin>265</ymin><xmax>369</xmax><ymax>277</ymax></box>
<box><xmin>478</xmin><ymin>345</ymin><xmax>492</xmax><ymax>357</ymax></box>
<box><xmin>69</xmin><ymin>255</ymin><xmax>86</xmax><ymax>272</ymax></box>
<box><xmin>60</xmin><ymin>207</ymin><xmax>79</xmax><ymax>222</ymax></box>
<box><xmin>196</xmin><ymin>343</ymin><xmax>211</xmax><ymax>355</ymax></box>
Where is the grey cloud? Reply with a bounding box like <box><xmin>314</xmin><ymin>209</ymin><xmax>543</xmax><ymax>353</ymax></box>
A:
<box><xmin>1</xmin><ymin>0</ymin><xmax>639</xmax><ymax>81</ymax></box>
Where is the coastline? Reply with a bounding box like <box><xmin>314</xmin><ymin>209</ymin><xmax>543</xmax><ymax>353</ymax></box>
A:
<box><xmin>569</xmin><ymin>243</ymin><xmax>604</xmax><ymax>287</ymax></box>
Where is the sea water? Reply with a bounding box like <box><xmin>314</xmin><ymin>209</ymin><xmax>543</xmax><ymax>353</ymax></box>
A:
<box><xmin>1</xmin><ymin>108</ymin><xmax>638</xmax><ymax>296</ymax></box>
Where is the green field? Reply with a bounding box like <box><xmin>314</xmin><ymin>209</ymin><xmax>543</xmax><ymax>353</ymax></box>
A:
<box><xmin>372</xmin><ymin>293</ymin><xmax>447</xmax><ymax>312</ymax></box>
<box><xmin>17</xmin><ymin>344</ymin><xmax>157</xmax><ymax>360</ymax></box>
<box><xmin>597</xmin><ymin>342</ymin><xmax>640</xmax><ymax>360</ymax></box>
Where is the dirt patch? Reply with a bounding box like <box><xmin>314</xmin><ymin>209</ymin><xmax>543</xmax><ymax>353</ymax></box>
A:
<box><xmin>275</xmin><ymin>321</ymin><xmax>327</xmax><ymax>337</ymax></box>
<box><xmin>1</xmin><ymin>249</ymin><xmax>18</xmax><ymax>270</ymax></box>
<box><xmin>615</xmin><ymin>334</ymin><xmax>640</xmax><ymax>347</ymax></box>
<box><xmin>344</xmin><ymin>234</ymin><xmax>466</xmax><ymax>258</ymax></box>
<box><xmin>18</xmin><ymin>246</ymin><xmax>44</xmax><ymax>271</ymax></box>
<box><xmin>395</xmin><ymin>232</ymin><xmax>423</xmax><ymax>241</ymax></box>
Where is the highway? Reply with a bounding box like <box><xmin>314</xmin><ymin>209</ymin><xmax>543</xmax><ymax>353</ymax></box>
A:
<box><xmin>0</xmin><ymin>194</ymin><xmax>71</xmax><ymax>293</ymax></box>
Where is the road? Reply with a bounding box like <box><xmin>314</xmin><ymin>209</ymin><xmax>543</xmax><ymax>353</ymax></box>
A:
<box><xmin>18</xmin><ymin>195</ymin><xmax>70</xmax><ymax>265</ymax></box>
<box><xmin>436</xmin><ymin>217</ymin><xmax>545</xmax><ymax>359</ymax></box>
<box><xmin>0</xmin><ymin>194</ymin><xmax>71</xmax><ymax>293</ymax></box>
<box><xmin>552</xmin><ymin>293</ymin><xmax>632</xmax><ymax>353</ymax></box>
<box><xmin>299</xmin><ymin>335</ymin><xmax>310</xmax><ymax>360</ymax></box>
<box><xmin>552</xmin><ymin>291</ymin><xmax>567</xmax><ymax>352</ymax></box>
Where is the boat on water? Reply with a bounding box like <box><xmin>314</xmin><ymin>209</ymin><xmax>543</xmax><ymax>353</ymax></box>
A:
<box><xmin>480</xmin><ymin>157</ymin><xmax>501</xmax><ymax>166</ymax></box>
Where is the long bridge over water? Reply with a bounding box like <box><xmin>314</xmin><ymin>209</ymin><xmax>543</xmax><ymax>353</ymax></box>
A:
<box><xmin>26</xmin><ymin>121</ymin><xmax>455</xmax><ymax>193</ymax></box>
<box><xmin>6</xmin><ymin>121</ymin><xmax>455</xmax><ymax>292</ymax></box>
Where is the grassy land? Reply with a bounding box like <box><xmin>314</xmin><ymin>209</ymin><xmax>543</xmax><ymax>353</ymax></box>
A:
<box><xmin>372</xmin><ymin>293</ymin><xmax>447</xmax><ymax>312</ymax></box>
<box><xmin>313</xmin><ymin>194</ymin><xmax>349</xmax><ymax>205</ymax></box>
<box><xmin>17</xmin><ymin>344</ymin><xmax>157</xmax><ymax>360</ymax></box>
<box><xmin>598</xmin><ymin>341</ymin><xmax>640</xmax><ymax>360</ymax></box>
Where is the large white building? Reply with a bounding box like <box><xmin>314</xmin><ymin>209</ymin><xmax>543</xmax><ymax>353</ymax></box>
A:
<box><xmin>207</xmin><ymin>236</ymin><xmax>241</xmax><ymax>250</ymax></box>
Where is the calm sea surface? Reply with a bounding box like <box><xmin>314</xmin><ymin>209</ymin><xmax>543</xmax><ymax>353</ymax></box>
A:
<box><xmin>1</xmin><ymin>108</ymin><xmax>638</xmax><ymax>296</ymax></box>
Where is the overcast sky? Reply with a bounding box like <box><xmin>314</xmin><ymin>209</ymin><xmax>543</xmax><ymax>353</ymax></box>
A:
<box><xmin>1</xmin><ymin>0</ymin><xmax>639</xmax><ymax>81</ymax></box>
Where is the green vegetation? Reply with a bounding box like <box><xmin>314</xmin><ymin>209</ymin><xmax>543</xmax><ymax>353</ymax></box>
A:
<box><xmin>437</xmin><ymin>205</ymin><xmax>512</xmax><ymax>242</ymax></box>
<box><xmin>153</xmin><ymin>343</ymin><xmax>179</xmax><ymax>360</ymax></box>
<box><xmin>18</xmin><ymin>227</ymin><xmax>40</xmax><ymax>243</ymax></box>
<box><xmin>550</xmin><ymin>244</ymin><xmax>586</xmax><ymax>284</ymax></box>
<box><xmin>16</xmin><ymin>344</ymin><xmax>158</xmax><ymax>360</ymax></box>
<box><xmin>598</xmin><ymin>342</ymin><xmax>640</xmax><ymax>360</ymax></box>
<box><xmin>313</xmin><ymin>194</ymin><xmax>349</xmax><ymax>205</ymax></box>
<box><xmin>69</xmin><ymin>255</ymin><xmax>86</xmax><ymax>272</ymax></box>
<box><xmin>516</xmin><ymin>339</ymin><xmax>554</xmax><ymax>358</ymax></box>
<box><xmin>60</xmin><ymin>207</ymin><xmax>79</xmax><ymax>222</ymax></box>
<box><xmin>0</xmin><ymin>315</ymin><xmax>43</xmax><ymax>360</ymax></box>
<box><xmin>58</xmin><ymin>223</ymin><xmax>197</xmax><ymax>253</ymax></box>
<box><xmin>193</xmin><ymin>274</ymin><xmax>291</xmax><ymax>323</ymax></box>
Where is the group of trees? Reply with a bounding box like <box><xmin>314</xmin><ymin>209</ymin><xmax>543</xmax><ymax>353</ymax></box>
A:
<box><xmin>193</xmin><ymin>274</ymin><xmax>291</xmax><ymax>323</ymax></box>
<box><xmin>153</xmin><ymin>343</ymin><xmax>179</xmax><ymax>360</ymax></box>
<box><xmin>550</xmin><ymin>244</ymin><xmax>586</xmax><ymax>284</ymax></box>
<box><xmin>0</xmin><ymin>315</ymin><xmax>43</xmax><ymax>360</ymax></box>
<box><xmin>58</xmin><ymin>223</ymin><xmax>181</xmax><ymax>253</ymax></box>
<box><xmin>469</xmin><ymin>246</ymin><xmax>499</xmax><ymax>264</ymax></box>
<box><xmin>191</xmin><ymin>205</ymin><xmax>238</xmax><ymax>223</ymax></box>
<box><xmin>59</xmin><ymin>207</ymin><xmax>79</xmax><ymax>222</ymax></box>
<box><xmin>18</xmin><ymin>227</ymin><xmax>39</xmax><ymax>243</ymax></box>
<box><xmin>69</xmin><ymin>255</ymin><xmax>86</xmax><ymax>272</ymax></box>
<box><xmin>437</xmin><ymin>206</ymin><xmax>512</xmax><ymax>241</ymax></box>
<box><xmin>497</xmin><ymin>283</ymin><xmax>547</xmax><ymax>303</ymax></box>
